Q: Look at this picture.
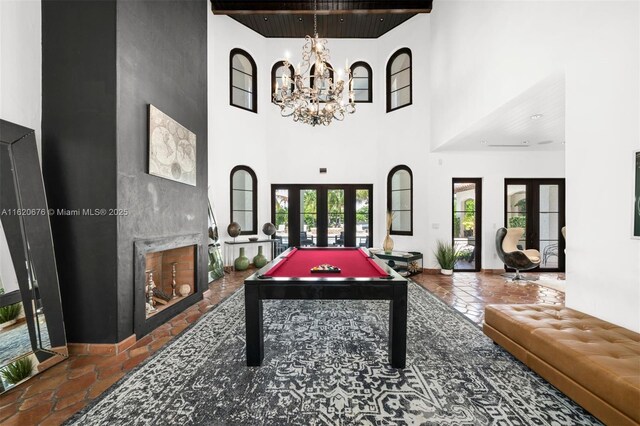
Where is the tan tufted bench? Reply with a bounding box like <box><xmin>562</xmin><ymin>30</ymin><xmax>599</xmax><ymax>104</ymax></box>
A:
<box><xmin>483</xmin><ymin>305</ymin><xmax>640</xmax><ymax>425</ymax></box>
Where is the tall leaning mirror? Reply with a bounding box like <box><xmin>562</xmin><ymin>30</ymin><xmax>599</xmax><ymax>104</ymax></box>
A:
<box><xmin>0</xmin><ymin>119</ymin><xmax>67</xmax><ymax>394</ymax></box>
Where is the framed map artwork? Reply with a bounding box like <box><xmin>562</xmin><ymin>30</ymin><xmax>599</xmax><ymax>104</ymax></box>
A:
<box><xmin>148</xmin><ymin>105</ymin><xmax>196</xmax><ymax>186</ymax></box>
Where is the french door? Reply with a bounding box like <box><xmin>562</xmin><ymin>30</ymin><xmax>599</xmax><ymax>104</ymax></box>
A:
<box><xmin>272</xmin><ymin>184</ymin><xmax>373</xmax><ymax>252</ymax></box>
<box><xmin>452</xmin><ymin>178</ymin><xmax>482</xmax><ymax>272</ymax></box>
<box><xmin>504</xmin><ymin>179</ymin><xmax>565</xmax><ymax>272</ymax></box>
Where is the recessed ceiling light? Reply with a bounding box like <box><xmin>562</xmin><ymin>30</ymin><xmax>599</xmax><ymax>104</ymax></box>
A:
<box><xmin>562</xmin><ymin>141</ymin><xmax>566</xmax><ymax>145</ymax></box>
<box><xmin>340</xmin><ymin>18</ymin><xmax>344</xmax><ymax>23</ymax></box>
<box><xmin>264</xmin><ymin>17</ymin><xmax>268</xmax><ymax>21</ymax></box>
<box><xmin>380</xmin><ymin>18</ymin><xmax>384</xmax><ymax>22</ymax></box>
<box><xmin>480</xmin><ymin>140</ymin><xmax>487</xmax><ymax>145</ymax></box>
<box><xmin>530</xmin><ymin>114</ymin><xmax>543</xmax><ymax>120</ymax></box>
<box><xmin>298</xmin><ymin>17</ymin><xmax>303</xmax><ymax>22</ymax></box>
<box><xmin>522</xmin><ymin>140</ymin><xmax>529</xmax><ymax>144</ymax></box>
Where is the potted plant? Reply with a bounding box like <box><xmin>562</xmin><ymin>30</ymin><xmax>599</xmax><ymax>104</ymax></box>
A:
<box><xmin>0</xmin><ymin>302</ymin><xmax>21</xmax><ymax>329</ymax></box>
<box><xmin>1</xmin><ymin>356</ymin><xmax>34</xmax><ymax>385</ymax></box>
<box><xmin>434</xmin><ymin>240</ymin><xmax>459</xmax><ymax>275</ymax></box>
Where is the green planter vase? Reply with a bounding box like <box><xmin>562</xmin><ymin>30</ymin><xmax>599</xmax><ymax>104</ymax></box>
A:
<box><xmin>253</xmin><ymin>246</ymin><xmax>268</xmax><ymax>268</ymax></box>
<box><xmin>234</xmin><ymin>247</ymin><xmax>250</xmax><ymax>271</ymax></box>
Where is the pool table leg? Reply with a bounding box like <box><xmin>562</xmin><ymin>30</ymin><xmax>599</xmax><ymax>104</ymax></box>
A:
<box><xmin>389</xmin><ymin>284</ymin><xmax>408</xmax><ymax>368</ymax></box>
<box><xmin>245</xmin><ymin>285</ymin><xmax>264</xmax><ymax>366</ymax></box>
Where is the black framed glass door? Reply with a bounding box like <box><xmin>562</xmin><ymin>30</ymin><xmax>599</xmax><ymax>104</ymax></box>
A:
<box><xmin>452</xmin><ymin>178</ymin><xmax>482</xmax><ymax>271</ymax></box>
<box><xmin>505</xmin><ymin>178</ymin><xmax>565</xmax><ymax>272</ymax></box>
<box><xmin>300</xmin><ymin>188</ymin><xmax>318</xmax><ymax>247</ymax></box>
<box><xmin>272</xmin><ymin>184</ymin><xmax>373</xmax><ymax>252</ymax></box>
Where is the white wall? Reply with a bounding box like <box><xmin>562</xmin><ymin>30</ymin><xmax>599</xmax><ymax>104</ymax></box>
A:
<box><xmin>0</xmin><ymin>0</ymin><xmax>42</xmax><ymax>295</ymax></box>
<box><xmin>0</xmin><ymin>221</ymin><xmax>19</xmax><ymax>293</ymax></box>
<box><xmin>0</xmin><ymin>0</ymin><xmax>42</xmax><ymax>146</ymax></box>
<box><xmin>207</xmin><ymin>13</ymin><xmax>565</xmax><ymax>271</ymax></box>
<box><xmin>430</xmin><ymin>0</ymin><xmax>640</xmax><ymax>331</ymax></box>
<box><xmin>208</xmin><ymin>14</ymin><xmax>266</xmax><ymax>259</ymax></box>
<box><xmin>424</xmin><ymin>151</ymin><xmax>564</xmax><ymax>270</ymax></box>
<box><xmin>208</xmin><ymin>15</ymin><xmax>435</xmax><ymax>261</ymax></box>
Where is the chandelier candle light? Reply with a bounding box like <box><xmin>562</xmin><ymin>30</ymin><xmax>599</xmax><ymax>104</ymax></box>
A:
<box><xmin>273</xmin><ymin>0</ymin><xmax>356</xmax><ymax>126</ymax></box>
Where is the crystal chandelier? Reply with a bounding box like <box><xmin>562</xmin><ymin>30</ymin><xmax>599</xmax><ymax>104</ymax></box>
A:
<box><xmin>272</xmin><ymin>0</ymin><xmax>356</xmax><ymax>126</ymax></box>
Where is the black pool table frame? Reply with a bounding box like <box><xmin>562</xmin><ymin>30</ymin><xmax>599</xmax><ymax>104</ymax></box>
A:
<box><xmin>244</xmin><ymin>247</ymin><xmax>408</xmax><ymax>368</ymax></box>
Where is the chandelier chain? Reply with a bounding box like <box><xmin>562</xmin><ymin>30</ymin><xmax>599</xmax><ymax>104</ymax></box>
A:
<box><xmin>313</xmin><ymin>0</ymin><xmax>317</xmax><ymax>37</ymax></box>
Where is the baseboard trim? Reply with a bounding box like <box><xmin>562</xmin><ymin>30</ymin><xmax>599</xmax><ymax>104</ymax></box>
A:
<box><xmin>68</xmin><ymin>334</ymin><xmax>137</xmax><ymax>356</ymax></box>
<box><xmin>481</xmin><ymin>269</ymin><xmax>505</xmax><ymax>274</ymax></box>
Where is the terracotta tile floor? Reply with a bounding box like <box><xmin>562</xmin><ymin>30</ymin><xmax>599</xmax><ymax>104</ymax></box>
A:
<box><xmin>0</xmin><ymin>269</ymin><xmax>564</xmax><ymax>425</ymax></box>
<box><xmin>412</xmin><ymin>271</ymin><xmax>565</xmax><ymax>326</ymax></box>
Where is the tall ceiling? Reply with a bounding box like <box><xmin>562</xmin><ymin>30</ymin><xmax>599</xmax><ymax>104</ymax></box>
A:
<box><xmin>436</xmin><ymin>74</ymin><xmax>566</xmax><ymax>152</ymax></box>
<box><xmin>210</xmin><ymin>1</ymin><xmax>433</xmax><ymax>38</ymax></box>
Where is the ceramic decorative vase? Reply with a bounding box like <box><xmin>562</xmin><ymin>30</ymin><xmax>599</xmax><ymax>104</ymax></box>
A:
<box><xmin>227</xmin><ymin>222</ymin><xmax>241</xmax><ymax>238</ymax></box>
<box><xmin>234</xmin><ymin>247</ymin><xmax>250</xmax><ymax>271</ymax></box>
<box><xmin>441</xmin><ymin>269</ymin><xmax>453</xmax><ymax>276</ymax></box>
<box><xmin>253</xmin><ymin>246</ymin><xmax>268</xmax><ymax>268</ymax></box>
<box><xmin>262</xmin><ymin>222</ymin><xmax>276</xmax><ymax>236</ymax></box>
<box><xmin>383</xmin><ymin>233</ymin><xmax>394</xmax><ymax>254</ymax></box>
<box><xmin>179</xmin><ymin>284</ymin><xmax>191</xmax><ymax>297</ymax></box>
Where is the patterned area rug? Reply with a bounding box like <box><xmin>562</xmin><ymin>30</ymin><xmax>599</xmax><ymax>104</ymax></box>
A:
<box><xmin>0</xmin><ymin>317</ymin><xmax>50</xmax><ymax>366</ymax></box>
<box><xmin>68</xmin><ymin>282</ymin><xmax>600</xmax><ymax>425</ymax></box>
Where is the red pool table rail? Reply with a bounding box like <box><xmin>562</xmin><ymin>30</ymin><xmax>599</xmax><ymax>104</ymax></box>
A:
<box><xmin>259</xmin><ymin>247</ymin><xmax>392</xmax><ymax>279</ymax></box>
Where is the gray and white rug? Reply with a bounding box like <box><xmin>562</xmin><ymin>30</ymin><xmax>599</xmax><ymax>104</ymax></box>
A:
<box><xmin>0</xmin><ymin>317</ymin><xmax>50</xmax><ymax>366</ymax></box>
<box><xmin>68</xmin><ymin>282</ymin><xmax>600</xmax><ymax>425</ymax></box>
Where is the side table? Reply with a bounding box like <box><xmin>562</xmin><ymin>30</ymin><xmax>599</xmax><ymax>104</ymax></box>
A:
<box><xmin>371</xmin><ymin>249</ymin><xmax>423</xmax><ymax>277</ymax></box>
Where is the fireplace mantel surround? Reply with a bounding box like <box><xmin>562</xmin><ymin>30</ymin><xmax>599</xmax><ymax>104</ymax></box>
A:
<box><xmin>134</xmin><ymin>234</ymin><xmax>205</xmax><ymax>337</ymax></box>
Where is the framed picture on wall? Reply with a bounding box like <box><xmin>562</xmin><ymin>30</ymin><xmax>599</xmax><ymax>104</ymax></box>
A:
<box><xmin>634</xmin><ymin>150</ymin><xmax>640</xmax><ymax>238</ymax></box>
<box><xmin>148</xmin><ymin>105</ymin><xmax>197</xmax><ymax>186</ymax></box>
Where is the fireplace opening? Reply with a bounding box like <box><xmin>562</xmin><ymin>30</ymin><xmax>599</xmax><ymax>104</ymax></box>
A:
<box><xmin>144</xmin><ymin>245</ymin><xmax>196</xmax><ymax>319</ymax></box>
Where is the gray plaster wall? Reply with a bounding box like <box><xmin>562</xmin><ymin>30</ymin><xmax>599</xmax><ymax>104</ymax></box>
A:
<box><xmin>42</xmin><ymin>0</ymin><xmax>208</xmax><ymax>343</ymax></box>
<box><xmin>115</xmin><ymin>0</ymin><xmax>208</xmax><ymax>341</ymax></box>
<box><xmin>42</xmin><ymin>0</ymin><xmax>119</xmax><ymax>343</ymax></box>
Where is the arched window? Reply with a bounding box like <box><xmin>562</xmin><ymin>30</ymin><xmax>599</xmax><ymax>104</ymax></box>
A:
<box><xmin>387</xmin><ymin>165</ymin><xmax>413</xmax><ymax>235</ymax></box>
<box><xmin>230</xmin><ymin>166</ymin><xmax>257</xmax><ymax>235</ymax></box>
<box><xmin>350</xmin><ymin>61</ymin><xmax>372</xmax><ymax>103</ymax></box>
<box><xmin>310</xmin><ymin>63</ymin><xmax>333</xmax><ymax>102</ymax></box>
<box><xmin>271</xmin><ymin>61</ymin><xmax>295</xmax><ymax>103</ymax></box>
<box><xmin>386</xmin><ymin>48</ymin><xmax>412</xmax><ymax>112</ymax></box>
<box><xmin>230</xmin><ymin>48</ymin><xmax>257</xmax><ymax>113</ymax></box>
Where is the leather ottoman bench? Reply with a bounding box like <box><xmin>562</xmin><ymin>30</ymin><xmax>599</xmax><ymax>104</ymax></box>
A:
<box><xmin>483</xmin><ymin>304</ymin><xmax>640</xmax><ymax>425</ymax></box>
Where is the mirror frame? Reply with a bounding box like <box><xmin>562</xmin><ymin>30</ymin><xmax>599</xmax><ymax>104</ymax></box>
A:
<box><xmin>0</xmin><ymin>119</ymin><xmax>68</xmax><ymax>393</ymax></box>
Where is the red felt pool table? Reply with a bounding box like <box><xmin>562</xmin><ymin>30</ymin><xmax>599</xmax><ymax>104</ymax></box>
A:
<box><xmin>244</xmin><ymin>247</ymin><xmax>408</xmax><ymax>368</ymax></box>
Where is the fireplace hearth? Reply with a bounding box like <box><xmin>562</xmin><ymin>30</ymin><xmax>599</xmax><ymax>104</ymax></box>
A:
<box><xmin>134</xmin><ymin>234</ymin><xmax>203</xmax><ymax>337</ymax></box>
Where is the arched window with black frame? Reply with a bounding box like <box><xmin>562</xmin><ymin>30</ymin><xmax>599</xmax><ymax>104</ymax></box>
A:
<box><xmin>230</xmin><ymin>165</ymin><xmax>257</xmax><ymax>235</ymax></box>
<box><xmin>387</xmin><ymin>165</ymin><xmax>413</xmax><ymax>235</ymax></box>
<box><xmin>386</xmin><ymin>48</ymin><xmax>412</xmax><ymax>112</ymax></box>
<box><xmin>349</xmin><ymin>61</ymin><xmax>372</xmax><ymax>103</ymax></box>
<box><xmin>271</xmin><ymin>61</ymin><xmax>295</xmax><ymax>103</ymax></box>
<box><xmin>230</xmin><ymin>48</ymin><xmax>257</xmax><ymax>113</ymax></box>
<box><xmin>310</xmin><ymin>63</ymin><xmax>333</xmax><ymax>102</ymax></box>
